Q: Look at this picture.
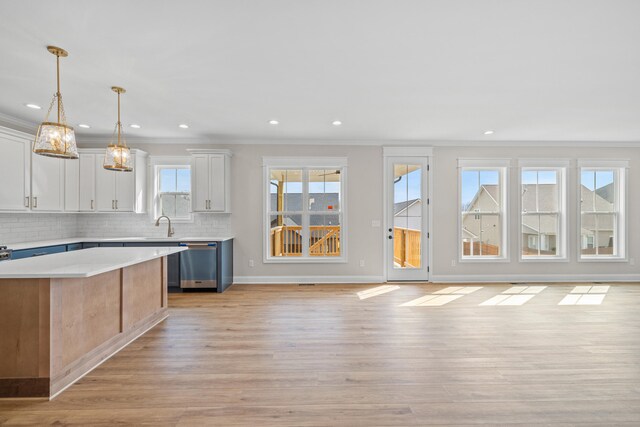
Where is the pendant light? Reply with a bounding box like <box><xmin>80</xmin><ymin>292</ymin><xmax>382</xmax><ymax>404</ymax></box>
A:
<box><xmin>33</xmin><ymin>46</ymin><xmax>78</xmax><ymax>159</ymax></box>
<box><xmin>103</xmin><ymin>86</ymin><xmax>133</xmax><ymax>172</ymax></box>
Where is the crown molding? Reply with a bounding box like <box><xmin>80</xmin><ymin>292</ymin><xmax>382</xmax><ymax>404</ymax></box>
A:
<box><xmin>0</xmin><ymin>112</ymin><xmax>36</xmax><ymax>135</ymax></box>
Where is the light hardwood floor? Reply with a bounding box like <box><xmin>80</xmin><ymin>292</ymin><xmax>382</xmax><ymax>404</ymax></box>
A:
<box><xmin>2</xmin><ymin>283</ymin><xmax>640</xmax><ymax>426</ymax></box>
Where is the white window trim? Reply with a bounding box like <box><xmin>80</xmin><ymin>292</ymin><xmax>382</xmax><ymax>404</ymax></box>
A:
<box><xmin>148</xmin><ymin>156</ymin><xmax>193</xmax><ymax>223</ymax></box>
<box><xmin>577</xmin><ymin>160</ymin><xmax>628</xmax><ymax>262</ymax></box>
<box><xmin>518</xmin><ymin>161</ymin><xmax>568</xmax><ymax>262</ymax></box>
<box><xmin>457</xmin><ymin>158</ymin><xmax>510</xmax><ymax>263</ymax></box>
<box><xmin>263</xmin><ymin>157</ymin><xmax>348</xmax><ymax>264</ymax></box>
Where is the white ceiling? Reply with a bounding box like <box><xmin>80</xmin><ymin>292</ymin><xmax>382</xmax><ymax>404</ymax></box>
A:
<box><xmin>0</xmin><ymin>0</ymin><xmax>639</xmax><ymax>143</ymax></box>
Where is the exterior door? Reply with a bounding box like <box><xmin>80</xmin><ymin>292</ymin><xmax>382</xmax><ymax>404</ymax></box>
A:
<box><xmin>386</xmin><ymin>156</ymin><xmax>429</xmax><ymax>281</ymax></box>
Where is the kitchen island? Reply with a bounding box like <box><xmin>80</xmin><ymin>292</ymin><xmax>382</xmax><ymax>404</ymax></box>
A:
<box><xmin>0</xmin><ymin>246</ymin><xmax>186</xmax><ymax>399</ymax></box>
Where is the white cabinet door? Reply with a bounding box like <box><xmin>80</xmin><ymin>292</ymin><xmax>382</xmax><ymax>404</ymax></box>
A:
<box><xmin>64</xmin><ymin>159</ymin><xmax>80</xmax><ymax>211</ymax></box>
<box><xmin>115</xmin><ymin>170</ymin><xmax>134</xmax><ymax>212</ymax></box>
<box><xmin>95</xmin><ymin>156</ymin><xmax>116</xmax><ymax>212</ymax></box>
<box><xmin>31</xmin><ymin>153</ymin><xmax>64</xmax><ymax>211</ymax></box>
<box><xmin>0</xmin><ymin>135</ymin><xmax>30</xmax><ymax>211</ymax></box>
<box><xmin>192</xmin><ymin>155</ymin><xmax>209</xmax><ymax>212</ymax></box>
<box><xmin>209</xmin><ymin>155</ymin><xmax>226</xmax><ymax>211</ymax></box>
<box><xmin>79</xmin><ymin>154</ymin><xmax>96</xmax><ymax>211</ymax></box>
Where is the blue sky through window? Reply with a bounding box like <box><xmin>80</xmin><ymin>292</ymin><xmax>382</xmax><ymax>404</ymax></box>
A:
<box><xmin>160</xmin><ymin>168</ymin><xmax>191</xmax><ymax>192</ymax></box>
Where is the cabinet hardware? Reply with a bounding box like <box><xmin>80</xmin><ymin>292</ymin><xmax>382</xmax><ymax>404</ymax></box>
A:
<box><xmin>115</xmin><ymin>200</ymin><xmax>118</xmax><ymax>210</ymax></box>
<box><xmin>25</xmin><ymin>197</ymin><xmax>29</xmax><ymax>208</ymax></box>
<box><xmin>112</xmin><ymin>200</ymin><xmax>115</xmax><ymax>210</ymax></box>
<box><xmin>33</xmin><ymin>197</ymin><xmax>38</xmax><ymax>208</ymax></box>
<box><xmin>90</xmin><ymin>199</ymin><xmax>94</xmax><ymax>210</ymax></box>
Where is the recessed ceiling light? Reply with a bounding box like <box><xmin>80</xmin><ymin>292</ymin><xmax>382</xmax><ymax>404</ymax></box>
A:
<box><xmin>25</xmin><ymin>103</ymin><xmax>41</xmax><ymax>109</ymax></box>
<box><xmin>78</xmin><ymin>124</ymin><xmax>90</xmax><ymax>129</ymax></box>
<box><xmin>268</xmin><ymin>120</ymin><xmax>279</xmax><ymax>125</ymax></box>
<box><xmin>178</xmin><ymin>124</ymin><xmax>189</xmax><ymax>129</ymax></box>
<box><xmin>484</xmin><ymin>130</ymin><xmax>494</xmax><ymax>135</ymax></box>
<box><xmin>130</xmin><ymin>124</ymin><xmax>141</xmax><ymax>129</ymax></box>
<box><xmin>332</xmin><ymin>120</ymin><xmax>342</xmax><ymax>126</ymax></box>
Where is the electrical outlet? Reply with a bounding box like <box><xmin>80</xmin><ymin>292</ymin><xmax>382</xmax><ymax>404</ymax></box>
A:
<box><xmin>359</xmin><ymin>259</ymin><xmax>365</xmax><ymax>267</ymax></box>
<box><xmin>249</xmin><ymin>259</ymin><xmax>255</xmax><ymax>267</ymax></box>
<box><xmin>451</xmin><ymin>259</ymin><xmax>456</xmax><ymax>267</ymax></box>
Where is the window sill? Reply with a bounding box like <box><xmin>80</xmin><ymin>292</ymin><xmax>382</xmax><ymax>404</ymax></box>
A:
<box><xmin>459</xmin><ymin>257</ymin><xmax>510</xmax><ymax>263</ymax></box>
<box><xmin>520</xmin><ymin>256</ymin><xmax>568</xmax><ymax>263</ymax></box>
<box><xmin>264</xmin><ymin>257</ymin><xmax>348</xmax><ymax>264</ymax></box>
<box><xmin>578</xmin><ymin>256</ymin><xmax>628</xmax><ymax>263</ymax></box>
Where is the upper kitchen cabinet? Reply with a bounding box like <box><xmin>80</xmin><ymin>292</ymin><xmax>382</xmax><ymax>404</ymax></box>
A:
<box><xmin>188</xmin><ymin>149</ymin><xmax>231</xmax><ymax>213</ymax></box>
<box><xmin>31</xmin><ymin>147</ymin><xmax>65</xmax><ymax>212</ymax></box>
<box><xmin>0</xmin><ymin>128</ymin><xmax>31</xmax><ymax>211</ymax></box>
<box><xmin>64</xmin><ymin>156</ymin><xmax>80</xmax><ymax>212</ymax></box>
<box><xmin>78</xmin><ymin>152</ymin><xmax>96</xmax><ymax>211</ymax></box>
<box><xmin>84</xmin><ymin>148</ymin><xmax>147</xmax><ymax>213</ymax></box>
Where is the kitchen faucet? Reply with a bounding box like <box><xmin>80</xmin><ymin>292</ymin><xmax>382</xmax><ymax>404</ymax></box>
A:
<box><xmin>154</xmin><ymin>215</ymin><xmax>175</xmax><ymax>237</ymax></box>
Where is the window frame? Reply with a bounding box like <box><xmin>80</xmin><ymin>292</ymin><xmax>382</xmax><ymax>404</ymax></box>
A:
<box><xmin>149</xmin><ymin>156</ymin><xmax>193</xmax><ymax>223</ymax></box>
<box><xmin>577</xmin><ymin>160</ymin><xmax>628</xmax><ymax>262</ymax></box>
<box><xmin>263</xmin><ymin>157</ymin><xmax>348</xmax><ymax>263</ymax></box>
<box><xmin>458</xmin><ymin>159</ymin><xmax>510</xmax><ymax>263</ymax></box>
<box><xmin>518</xmin><ymin>160</ymin><xmax>568</xmax><ymax>262</ymax></box>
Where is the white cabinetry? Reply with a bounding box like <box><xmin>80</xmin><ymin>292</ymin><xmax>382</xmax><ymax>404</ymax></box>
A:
<box><xmin>0</xmin><ymin>129</ymin><xmax>31</xmax><ymax>211</ymax></box>
<box><xmin>64</xmin><ymin>158</ymin><xmax>80</xmax><ymax>211</ymax></box>
<box><xmin>189</xmin><ymin>149</ymin><xmax>231</xmax><ymax>213</ymax></box>
<box><xmin>90</xmin><ymin>149</ymin><xmax>147</xmax><ymax>213</ymax></box>
<box><xmin>31</xmin><ymin>151</ymin><xmax>64</xmax><ymax>212</ymax></box>
<box><xmin>78</xmin><ymin>153</ymin><xmax>96</xmax><ymax>211</ymax></box>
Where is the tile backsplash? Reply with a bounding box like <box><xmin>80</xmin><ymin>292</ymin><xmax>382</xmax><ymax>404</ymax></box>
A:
<box><xmin>0</xmin><ymin>213</ymin><xmax>79</xmax><ymax>245</ymax></box>
<box><xmin>0</xmin><ymin>213</ymin><xmax>233</xmax><ymax>245</ymax></box>
<box><xmin>75</xmin><ymin>213</ymin><xmax>232</xmax><ymax>238</ymax></box>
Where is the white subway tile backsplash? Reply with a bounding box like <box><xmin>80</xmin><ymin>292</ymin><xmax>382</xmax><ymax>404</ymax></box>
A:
<box><xmin>0</xmin><ymin>213</ymin><xmax>233</xmax><ymax>245</ymax></box>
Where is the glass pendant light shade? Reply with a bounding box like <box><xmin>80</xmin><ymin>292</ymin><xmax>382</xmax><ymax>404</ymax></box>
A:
<box><xmin>34</xmin><ymin>121</ymin><xmax>78</xmax><ymax>159</ymax></box>
<box><xmin>104</xmin><ymin>144</ymin><xmax>132</xmax><ymax>172</ymax></box>
<box><xmin>103</xmin><ymin>86</ymin><xmax>134</xmax><ymax>172</ymax></box>
<box><xmin>33</xmin><ymin>46</ymin><xmax>79</xmax><ymax>160</ymax></box>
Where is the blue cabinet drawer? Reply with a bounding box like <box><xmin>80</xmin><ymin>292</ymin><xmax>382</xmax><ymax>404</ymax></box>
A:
<box><xmin>66</xmin><ymin>243</ymin><xmax>83</xmax><ymax>252</ymax></box>
<box><xmin>12</xmin><ymin>245</ymin><xmax>67</xmax><ymax>260</ymax></box>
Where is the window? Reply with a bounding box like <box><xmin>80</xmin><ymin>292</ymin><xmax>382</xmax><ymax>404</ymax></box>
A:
<box><xmin>579</xmin><ymin>161</ymin><xmax>627</xmax><ymax>259</ymax></box>
<box><xmin>459</xmin><ymin>160</ymin><xmax>508</xmax><ymax>260</ymax></box>
<box><xmin>520</xmin><ymin>165</ymin><xmax>566</xmax><ymax>260</ymax></box>
<box><xmin>264</xmin><ymin>158</ymin><xmax>346</xmax><ymax>262</ymax></box>
<box><xmin>155</xmin><ymin>165</ymin><xmax>191</xmax><ymax>220</ymax></box>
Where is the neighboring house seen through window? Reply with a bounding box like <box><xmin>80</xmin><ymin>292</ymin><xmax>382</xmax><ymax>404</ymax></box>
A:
<box><xmin>459</xmin><ymin>161</ymin><xmax>508</xmax><ymax>260</ymax></box>
<box><xmin>579</xmin><ymin>165</ymin><xmax>626</xmax><ymax>259</ymax></box>
<box><xmin>521</xmin><ymin>168</ymin><xmax>565</xmax><ymax>259</ymax></box>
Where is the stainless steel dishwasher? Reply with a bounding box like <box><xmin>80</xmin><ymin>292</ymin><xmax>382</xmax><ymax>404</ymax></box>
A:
<box><xmin>179</xmin><ymin>242</ymin><xmax>217</xmax><ymax>289</ymax></box>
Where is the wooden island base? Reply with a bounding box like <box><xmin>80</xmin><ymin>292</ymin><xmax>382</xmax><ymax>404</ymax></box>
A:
<box><xmin>0</xmin><ymin>256</ymin><xmax>168</xmax><ymax>399</ymax></box>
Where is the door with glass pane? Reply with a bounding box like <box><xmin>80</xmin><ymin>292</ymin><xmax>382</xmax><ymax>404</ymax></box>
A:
<box><xmin>386</xmin><ymin>157</ymin><xmax>429</xmax><ymax>281</ymax></box>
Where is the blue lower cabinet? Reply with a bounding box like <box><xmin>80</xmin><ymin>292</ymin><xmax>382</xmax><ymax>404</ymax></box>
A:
<box><xmin>12</xmin><ymin>245</ymin><xmax>67</xmax><ymax>260</ymax></box>
<box><xmin>99</xmin><ymin>242</ymin><xmax>124</xmax><ymax>247</ymax></box>
<box><xmin>82</xmin><ymin>243</ymin><xmax>100</xmax><ymax>249</ymax></box>
<box><xmin>66</xmin><ymin>243</ymin><xmax>83</xmax><ymax>252</ymax></box>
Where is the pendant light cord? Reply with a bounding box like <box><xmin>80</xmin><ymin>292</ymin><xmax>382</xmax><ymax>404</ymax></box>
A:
<box><xmin>56</xmin><ymin>52</ymin><xmax>61</xmax><ymax>124</ymax></box>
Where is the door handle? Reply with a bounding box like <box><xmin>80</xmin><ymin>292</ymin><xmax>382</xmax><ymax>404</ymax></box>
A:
<box><xmin>33</xmin><ymin>197</ymin><xmax>38</xmax><ymax>208</ymax></box>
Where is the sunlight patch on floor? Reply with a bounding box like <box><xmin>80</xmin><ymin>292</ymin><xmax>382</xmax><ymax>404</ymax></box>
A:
<box><xmin>503</xmin><ymin>285</ymin><xmax>547</xmax><ymax>294</ymax></box>
<box><xmin>433</xmin><ymin>286</ymin><xmax>483</xmax><ymax>295</ymax></box>
<box><xmin>357</xmin><ymin>285</ymin><xmax>401</xmax><ymax>300</ymax></box>
<box><xmin>560</xmin><ymin>286</ymin><xmax>609</xmax><ymax>305</ymax></box>
<box><xmin>401</xmin><ymin>294</ymin><xmax>464</xmax><ymax>306</ymax></box>
<box><xmin>480</xmin><ymin>294</ymin><xmax>536</xmax><ymax>306</ymax></box>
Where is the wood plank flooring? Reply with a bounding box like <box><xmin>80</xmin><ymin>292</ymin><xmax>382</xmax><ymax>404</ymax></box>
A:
<box><xmin>2</xmin><ymin>283</ymin><xmax>640</xmax><ymax>425</ymax></box>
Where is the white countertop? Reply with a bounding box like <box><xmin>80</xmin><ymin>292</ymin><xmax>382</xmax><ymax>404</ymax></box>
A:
<box><xmin>0</xmin><ymin>247</ymin><xmax>187</xmax><ymax>279</ymax></box>
<box><xmin>5</xmin><ymin>236</ymin><xmax>234</xmax><ymax>251</ymax></box>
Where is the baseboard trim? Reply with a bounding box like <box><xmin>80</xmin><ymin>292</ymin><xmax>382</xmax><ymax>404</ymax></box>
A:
<box><xmin>234</xmin><ymin>275</ymin><xmax>385</xmax><ymax>284</ymax></box>
<box><xmin>429</xmin><ymin>274</ymin><xmax>640</xmax><ymax>283</ymax></box>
